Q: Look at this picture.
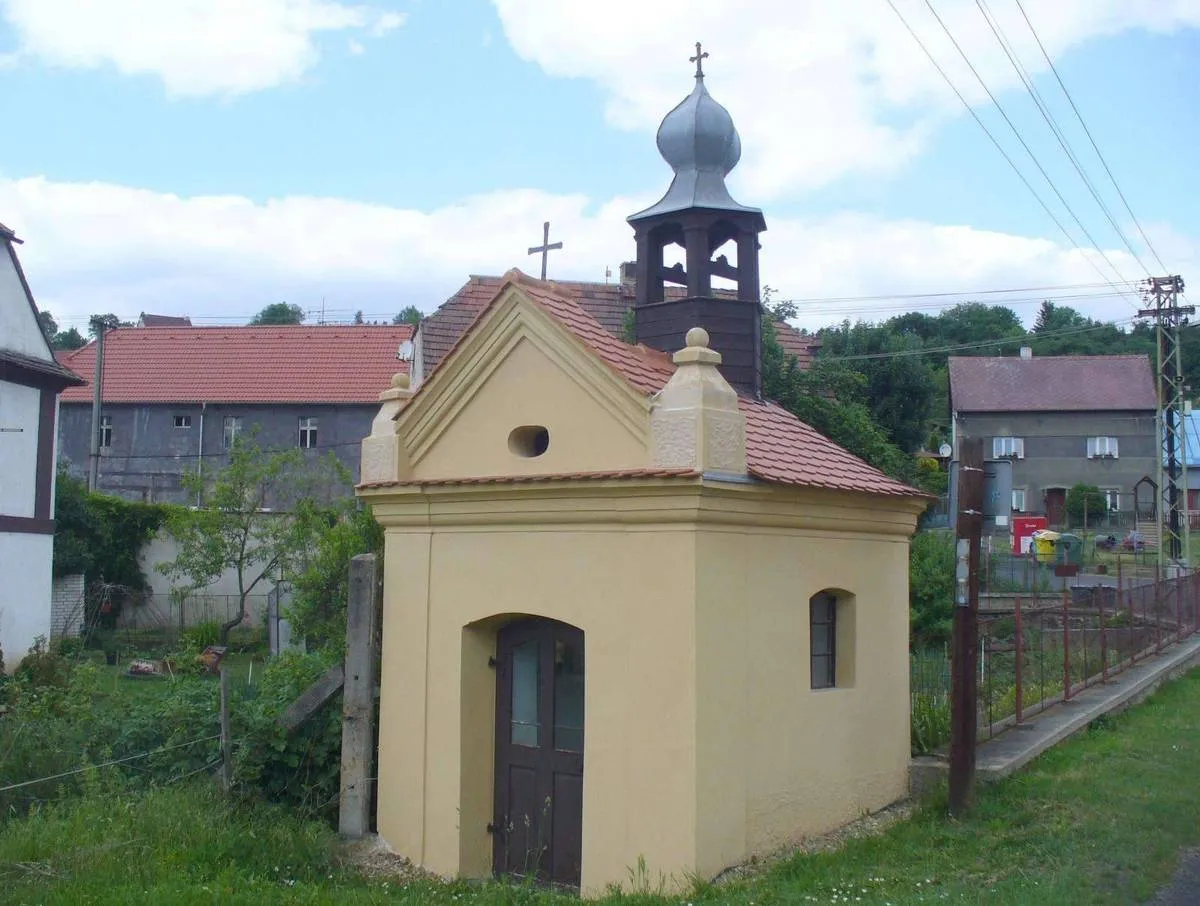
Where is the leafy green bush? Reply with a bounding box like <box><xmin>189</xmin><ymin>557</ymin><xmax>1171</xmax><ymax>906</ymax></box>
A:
<box><xmin>910</xmin><ymin>530</ymin><xmax>955</xmax><ymax>646</ymax></box>
<box><xmin>233</xmin><ymin>650</ymin><xmax>344</xmax><ymax>819</ymax></box>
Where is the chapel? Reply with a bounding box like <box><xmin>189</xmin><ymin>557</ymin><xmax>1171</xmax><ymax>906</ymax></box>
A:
<box><xmin>357</xmin><ymin>49</ymin><xmax>927</xmax><ymax>895</ymax></box>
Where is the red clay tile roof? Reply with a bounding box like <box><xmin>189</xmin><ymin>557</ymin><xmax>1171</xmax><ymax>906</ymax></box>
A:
<box><xmin>58</xmin><ymin>325</ymin><xmax>413</xmax><ymax>405</ymax></box>
<box><xmin>411</xmin><ymin>269</ymin><xmax>919</xmax><ymax>499</ymax></box>
<box><xmin>949</xmin><ymin>355</ymin><xmax>1156</xmax><ymax>413</ymax></box>
<box><xmin>420</xmin><ymin>275</ymin><xmax>818</xmax><ymax>377</ymax></box>
<box><xmin>774</xmin><ymin>321</ymin><xmax>822</xmax><ymax>369</ymax></box>
<box><xmin>358</xmin><ymin>468</ymin><xmax>701</xmax><ymax>489</ymax></box>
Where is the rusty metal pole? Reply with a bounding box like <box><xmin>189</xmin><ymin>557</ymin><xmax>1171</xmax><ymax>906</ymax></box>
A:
<box><xmin>1176</xmin><ymin>571</ymin><xmax>1184</xmax><ymax>642</ymax></box>
<box><xmin>949</xmin><ymin>438</ymin><xmax>984</xmax><ymax>818</ymax></box>
<box><xmin>1014</xmin><ymin>595</ymin><xmax>1024</xmax><ymax>723</ymax></box>
<box><xmin>1065</xmin><ymin>585</ymin><xmax>1075</xmax><ymax>705</ymax></box>
<box><xmin>1100</xmin><ymin>586</ymin><xmax>1109</xmax><ymax>683</ymax></box>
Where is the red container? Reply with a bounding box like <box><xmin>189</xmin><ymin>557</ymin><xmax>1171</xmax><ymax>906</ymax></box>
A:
<box><xmin>1012</xmin><ymin>515</ymin><xmax>1047</xmax><ymax>555</ymax></box>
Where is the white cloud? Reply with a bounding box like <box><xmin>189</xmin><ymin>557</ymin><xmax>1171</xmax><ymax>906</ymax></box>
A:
<box><xmin>0</xmin><ymin>0</ymin><xmax>407</xmax><ymax>96</ymax></box>
<box><xmin>491</xmin><ymin>0</ymin><xmax>1200</xmax><ymax>199</ymax></box>
<box><xmin>3</xmin><ymin>176</ymin><xmax>1180</xmax><ymax>332</ymax></box>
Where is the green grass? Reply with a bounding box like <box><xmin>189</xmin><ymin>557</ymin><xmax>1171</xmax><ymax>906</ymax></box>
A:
<box><xmin>3</xmin><ymin>669</ymin><xmax>1200</xmax><ymax>905</ymax></box>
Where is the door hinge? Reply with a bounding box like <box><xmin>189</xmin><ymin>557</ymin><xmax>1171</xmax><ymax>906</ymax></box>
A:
<box><xmin>486</xmin><ymin>822</ymin><xmax>499</xmax><ymax>834</ymax></box>
<box><xmin>488</xmin><ymin>656</ymin><xmax>497</xmax><ymax>669</ymax></box>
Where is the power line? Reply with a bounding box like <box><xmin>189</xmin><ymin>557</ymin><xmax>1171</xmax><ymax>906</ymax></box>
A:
<box><xmin>783</xmin><ymin>280</ymin><xmax>1135</xmax><ymax>306</ymax></box>
<box><xmin>917</xmin><ymin>0</ymin><xmax>1139</xmax><ymax>303</ymax></box>
<box><xmin>973</xmin><ymin>0</ymin><xmax>1151</xmax><ymax>275</ymax></box>
<box><xmin>1013</xmin><ymin>0</ymin><xmax>1170</xmax><ymax>274</ymax></box>
<box><xmin>883</xmin><ymin>0</ymin><xmax>1134</xmax><ymax>305</ymax></box>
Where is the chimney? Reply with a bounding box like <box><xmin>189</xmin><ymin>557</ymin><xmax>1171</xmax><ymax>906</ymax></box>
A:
<box><xmin>1020</xmin><ymin>346</ymin><xmax>1033</xmax><ymax>360</ymax></box>
<box><xmin>619</xmin><ymin>261</ymin><xmax>637</xmax><ymax>287</ymax></box>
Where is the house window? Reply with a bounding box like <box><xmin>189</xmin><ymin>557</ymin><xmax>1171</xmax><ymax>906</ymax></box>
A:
<box><xmin>1101</xmin><ymin>487</ymin><xmax>1121</xmax><ymax>511</ymax></box>
<box><xmin>173</xmin><ymin>415</ymin><xmax>192</xmax><ymax>429</ymax></box>
<box><xmin>99</xmin><ymin>414</ymin><xmax>112</xmax><ymax>448</ymax></box>
<box><xmin>1012</xmin><ymin>488</ymin><xmax>1027</xmax><ymax>512</ymax></box>
<box><xmin>1088</xmin><ymin>436</ymin><xmax>1119</xmax><ymax>459</ymax></box>
<box><xmin>223</xmin><ymin>416</ymin><xmax>243</xmax><ymax>450</ymax></box>
<box><xmin>993</xmin><ymin>436</ymin><xmax>1024</xmax><ymax>459</ymax></box>
<box><xmin>810</xmin><ymin>592</ymin><xmax>837</xmax><ymax>690</ymax></box>
<box><xmin>298</xmin><ymin>416</ymin><xmax>319</xmax><ymax>449</ymax></box>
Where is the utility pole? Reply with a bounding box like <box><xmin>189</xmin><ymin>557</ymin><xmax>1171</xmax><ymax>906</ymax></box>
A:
<box><xmin>949</xmin><ymin>437</ymin><xmax>983</xmax><ymax>817</ymax></box>
<box><xmin>1137</xmin><ymin>276</ymin><xmax>1193</xmax><ymax>567</ymax></box>
<box><xmin>87</xmin><ymin>316</ymin><xmax>110</xmax><ymax>492</ymax></box>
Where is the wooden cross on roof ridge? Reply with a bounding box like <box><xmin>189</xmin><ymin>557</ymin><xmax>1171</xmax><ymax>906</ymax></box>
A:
<box><xmin>528</xmin><ymin>221</ymin><xmax>563</xmax><ymax>281</ymax></box>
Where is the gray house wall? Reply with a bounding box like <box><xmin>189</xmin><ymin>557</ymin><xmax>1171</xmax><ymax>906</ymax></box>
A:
<box><xmin>57</xmin><ymin>402</ymin><xmax>375</xmax><ymax>503</ymax></box>
<box><xmin>953</xmin><ymin>409</ymin><xmax>1156</xmax><ymax>515</ymax></box>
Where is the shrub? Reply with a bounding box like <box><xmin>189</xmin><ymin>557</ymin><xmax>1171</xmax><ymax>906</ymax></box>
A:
<box><xmin>910</xmin><ymin>530</ymin><xmax>955</xmax><ymax>646</ymax></box>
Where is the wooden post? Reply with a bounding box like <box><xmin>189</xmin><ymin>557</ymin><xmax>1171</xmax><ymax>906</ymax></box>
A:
<box><xmin>339</xmin><ymin>553</ymin><xmax>383</xmax><ymax>838</ymax></box>
<box><xmin>219</xmin><ymin>666</ymin><xmax>232</xmax><ymax>793</ymax></box>
<box><xmin>949</xmin><ymin>438</ymin><xmax>983</xmax><ymax>817</ymax></box>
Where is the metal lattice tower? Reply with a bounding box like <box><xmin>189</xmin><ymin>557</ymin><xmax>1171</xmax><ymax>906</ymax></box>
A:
<box><xmin>1137</xmin><ymin>276</ymin><xmax>1193</xmax><ymax>567</ymax></box>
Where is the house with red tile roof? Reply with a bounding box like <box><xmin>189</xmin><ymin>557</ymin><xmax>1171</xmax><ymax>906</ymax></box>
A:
<box><xmin>949</xmin><ymin>349</ymin><xmax>1157</xmax><ymax>524</ymax></box>
<box><xmin>55</xmin><ymin>323</ymin><xmax>412</xmax><ymax>503</ymax></box>
<box><xmin>413</xmin><ymin>263</ymin><xmax>820</xmax><ymax>387</ymax></box>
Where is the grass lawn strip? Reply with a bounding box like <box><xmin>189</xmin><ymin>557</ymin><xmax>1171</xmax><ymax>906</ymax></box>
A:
<box><xmin>1</xmin><ymin>668</ymin><xmax>1197</xmax><ymax>905</ymax></box>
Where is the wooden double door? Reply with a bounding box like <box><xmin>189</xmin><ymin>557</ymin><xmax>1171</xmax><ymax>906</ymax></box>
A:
<box><xmin>492</xmin><ymin>618</ymin><xmax>585</xmax><ymax>887</ymax></box>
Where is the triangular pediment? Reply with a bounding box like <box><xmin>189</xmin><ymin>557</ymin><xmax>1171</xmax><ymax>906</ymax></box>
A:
<box><xmin>1</xmin><ymin>237</ymin><xmax>57</xmax><ymax>363</ymax></box>
<box><xmin>397</xmin><ymin>284</ymin><xmax>653</xmax><ymax>480</ymax></box>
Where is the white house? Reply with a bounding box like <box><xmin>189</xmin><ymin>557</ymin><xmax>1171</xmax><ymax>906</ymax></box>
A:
<box><xmin>0</xmin><ymin>222</ymin><xmax>84</xmax><ymax>669</ymax></box>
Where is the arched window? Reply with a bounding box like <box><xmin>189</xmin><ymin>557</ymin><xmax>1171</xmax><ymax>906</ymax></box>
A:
<box><xmin>809</xmin><ymin>592</ymin><xmax>838</xmax><ymax>690</ymax></box>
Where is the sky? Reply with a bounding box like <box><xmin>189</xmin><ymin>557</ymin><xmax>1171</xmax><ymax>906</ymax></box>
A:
<box><xmin>2</xmin><ymin>0</ymin><xmax>1199</xmax><ymax>333</ymax></box>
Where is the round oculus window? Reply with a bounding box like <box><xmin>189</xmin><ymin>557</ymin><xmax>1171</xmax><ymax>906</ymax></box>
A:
<box><xmin>508</xmin><ymin>425</ymin><xmax>550</xmax><ymax>458</ymax></box>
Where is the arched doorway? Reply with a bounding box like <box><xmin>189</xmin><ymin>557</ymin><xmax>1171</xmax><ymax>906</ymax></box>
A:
<box><xmin>492</xmin><ymin>617</ymin><xmax>585</xmax><ymax>887</ymax></box>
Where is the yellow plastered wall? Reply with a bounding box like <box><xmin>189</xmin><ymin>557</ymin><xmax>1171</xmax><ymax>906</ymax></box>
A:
<box><xmin>693</xmin><ymin>501</ymin><xmax>915</xmax><ymax>873</ymax></box>
<box><xmin>398</xmin><ymin>295</ymin><xmax>651</xmax><ymax>483</ymax></box>
<box><xmin>371</xmin><ymin>495</ymin><xmax>701</xmax><ymax>895</ymax></box>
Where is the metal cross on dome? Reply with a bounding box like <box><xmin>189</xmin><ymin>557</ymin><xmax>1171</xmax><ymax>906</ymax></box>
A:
<box><xmin>690</xmin><ymin>41</ymin><xmax>708</xmax><ymax>79</ymax></box>
<box><xmin>527</xmin><ymin>221</ymin><xmax>563</xmax><ymax>280</ymax></box>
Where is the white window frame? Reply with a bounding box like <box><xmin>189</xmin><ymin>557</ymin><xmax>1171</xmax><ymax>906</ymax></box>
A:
<box><xmin>173</xmin><ymin>414</ymin><xmax>192</xmax><ymax>429</ymax></box>
<box><xmin>1012</xmin><ymin>488</ymin><xmax>1027</xmax><ymax>513</ymax></box>
<box><xmin>99</xmin><ymin>414</ymin><xmax>112</xmax><ymax>448</ymax></box>
<box><xmin>1088</xmin><ymin>436</ymin><xmax>1119</xmax><ymax>459</ymax></box>
<box><xmin>1101</xmin><ymin>487</ymin><xmax>1121</xmax><ymax>511</ymax></box>
<box><xmin>298</xmin><ymin>416</ymin><xmax>319</xmax><ymax>450</ymax></box>
<box><xmin>993</xmin><ymin>436</ymin><xmax>1025</xmax><ymax>459</ymax></box>
<box><xmin>223</xmin><ymin>415</ymin><xmax>243</xmax><ymax>450</ymax></box>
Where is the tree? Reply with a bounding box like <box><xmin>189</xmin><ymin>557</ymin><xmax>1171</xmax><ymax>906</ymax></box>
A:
<box><xmin>250</xmin><ymin>302</ymin><xmax>305</xmax><ymax>326</ymax></box>
<box><xmin>53</xmin><ymin>327</ymin><xmax>87</xmax><ymax>350</ymax></box>
<box><xmin>88</xmin><ymin>313</ymin><xmax>127</xmax><ymax>335</ymax></box>
<box><xmin>353</xmin><ymin>310</ymin><xmax>364</xmax><ymax>325</ymax></box>
<box><xmin>393</xmin><ymin>305</ymin><xmax>422</xmax><ymax>328</ymax></box>
<box><xmin>159</xmin><ymin>436</ymin><xmax>351</xmax><ymax>644</ymax></box>
<box><xmin>38</xmin><ymin>310</ymin><xmax>58</xmax><ymax>342</ymax></box>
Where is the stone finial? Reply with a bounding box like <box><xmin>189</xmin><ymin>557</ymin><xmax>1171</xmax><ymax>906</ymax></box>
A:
<box><xmin>360</xmin><ymin>372</ymin><xmax>415</xmax><ymax>484</ymax></box>
<box><xmin>650</xmin><ymin>328</ymin><xmax>747</xmax><ymax>474</ymax></box>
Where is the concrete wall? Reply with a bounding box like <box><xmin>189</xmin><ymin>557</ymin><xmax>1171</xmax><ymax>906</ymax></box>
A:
<box><xmin>57</xmin><ymin>402</ymin><xmax>375</xmax><ymax>504</ymax></box>
<box><xmin>0</xmin><ymin>533</ymin><xmax>53</xmax><ymax>669</ymax></box>
<box><xmin>954</xmin><ymin>410</ymin><xmax>1156</xmax><ymax>509</ymax></box>
<box><xmin>0</xmin><ymin>380</ymin><xmax>41</xmax><ymax>517</ymax></box>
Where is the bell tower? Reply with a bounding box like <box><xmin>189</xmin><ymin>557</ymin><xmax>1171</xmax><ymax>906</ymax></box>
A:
<box><xmin>628</xmin><ymin>43</ymin><xmax>767</xmax><ymax>397</ymax></box>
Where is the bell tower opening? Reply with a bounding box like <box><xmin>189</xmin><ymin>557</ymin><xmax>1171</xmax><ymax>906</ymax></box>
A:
<box><xmin>627</xmin><ymin>43</ymin><xmax>767</xmax><ymax>397</ymax></box>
